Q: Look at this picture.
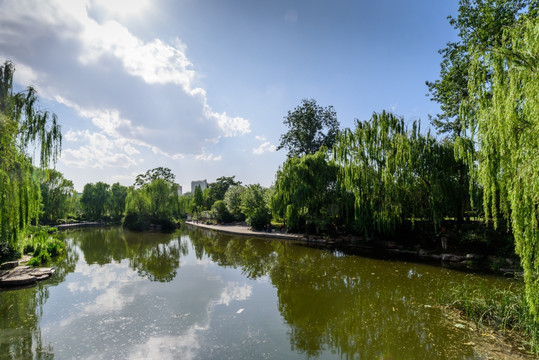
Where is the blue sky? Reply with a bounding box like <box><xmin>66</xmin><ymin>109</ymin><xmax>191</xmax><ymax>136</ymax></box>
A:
<box><xmin>0</xmin><ymin>0</ymin><xmax>459</xmax><ymax>192</ymax></box>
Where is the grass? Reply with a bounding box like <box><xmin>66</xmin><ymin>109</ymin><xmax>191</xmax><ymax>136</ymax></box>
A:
<box><xmin>438</xmin><ymin>280</ymin><xmax>539</xmax><ymax>355</ymax></box>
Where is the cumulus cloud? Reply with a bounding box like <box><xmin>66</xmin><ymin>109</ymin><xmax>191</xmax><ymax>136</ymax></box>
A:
<box><xmin>0</xmin><ymin>0</ymin><xmax>250</xmax><ymax>169</ymax></box>
<box><xmin>252</xmin><ymin>136</ymin><xmax>276</xmax><ymax>155</ymax></box>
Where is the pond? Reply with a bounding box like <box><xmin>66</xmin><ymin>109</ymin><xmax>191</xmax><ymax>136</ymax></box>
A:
<box><xmin>0</xmin><ymin>226</ymin><xmax>520</xmax><ymax>359</ymax></box>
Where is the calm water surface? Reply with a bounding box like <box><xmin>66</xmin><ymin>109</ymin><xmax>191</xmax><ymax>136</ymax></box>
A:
<box><xmin>0</xmin><ymin>227</ymin><xmax>518</xmax><ymax>359</ymax></box>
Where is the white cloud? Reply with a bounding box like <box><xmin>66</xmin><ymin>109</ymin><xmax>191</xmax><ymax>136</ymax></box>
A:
<box><xmin>0</xmin><ymin>0</ymin><xmax>250</xmax><ymax>161</ymax></box>
<box><xmin>215</xmin><ymin>282</ymin><xmax>253</xmax><ymax>306</ymax></box>
<box><xmin>90</xmin><ymin>0</ymin><xmax>151</xmax><ymax>20</ymax></box>
<box><xmin>61</xmin><ymin>130</ymin><xmax>139</xmax><ymax>169</ymax></box>
<box><xmin>195</xmin><ymin>153</ymin><xmax>222</xmax><ymax>162</ymax></box>
<box><xmin>253</xmin><ymin>141</ymin><xmax>276</xmax><ymax>155</ymax></box>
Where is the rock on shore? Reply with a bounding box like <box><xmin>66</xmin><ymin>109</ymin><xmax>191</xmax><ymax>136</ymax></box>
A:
<box><xmin>0</xmin><ymin>265</ymin><xmax>55</xmax><ymax>287</ymax></box>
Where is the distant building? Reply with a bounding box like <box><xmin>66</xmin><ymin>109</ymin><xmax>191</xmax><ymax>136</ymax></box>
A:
<box><xmin>191</xmin><ymin>179</ymin><xmax>208</xmax><ymax>193</ymax></box>
<box><xmin>174</xmin><ymin>184</ymin><xmax>182</xmax><ymax>196</ymax></box>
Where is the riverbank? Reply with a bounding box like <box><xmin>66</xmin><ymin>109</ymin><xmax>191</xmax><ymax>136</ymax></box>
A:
<box><xmin>186</xmin><ymin>221</ymin><xmax>521</xmax><ymax>276</ymax></box>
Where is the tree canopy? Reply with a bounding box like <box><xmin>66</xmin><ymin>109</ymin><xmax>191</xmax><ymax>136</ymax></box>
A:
<box><xmin>426</xmin><ymin>0</ymin><xmax>534</xmax><ymax>138</ymax></box>
<box><xmin>277</xmin><ymin>99</ymin><xmax>340</xmax><ymax>158</ymax></box>
<box><xmin>134</xmin><ymin>167</ymin><xmax>175</xmax><ymax>188</ymax></box>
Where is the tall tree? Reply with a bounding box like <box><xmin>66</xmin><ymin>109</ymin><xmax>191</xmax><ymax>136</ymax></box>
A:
<box><xmin>241</xmin><ymin>184</ymin><xmax>271</xmax><ymax>230</ymax></box>
<box><xmin>0</xmin><ymin>61</ymin><xmax>61</xmax><ymax>245</ymax></box>
<box><xmin>467</xmin><ymin>15</ymin><xmax>539</xmax><ymax>319</ymax></box>
<box><xmin>277</xmin><ymin>99</ymin><xmax>340</xmax><ymax>158</ymax></box>
<box><xmin>37</xmin><ymin>169</ymin><xmax>75</xmax><ymax>224</ymax></box>
<box><xmin>224</xmin><ymin>185</ymin><xmax>245</xmax><ymax>221</ymax></box>
<box><xmin>426</xmin><ymin>0</ymin><xmax>533</xmax><ymax>138</ymax></box>
<box><xmin>204</xmin><ymin>176</ymin><xmax>241</xmax><ymax>209</ymax></box>
<box><xmin>193</xmin><ymin>185</ymin><xmax>204</xmax><ymax>216</ymax></box>
<box><xmin>109</xmin><ymin>182</ymin><xmax>128</xmax><ymax>219</ymax></box>
<box><xmin>81</xmin><ymin>182</ymin><xmax>110</xmax><ymax>219</ymax></box>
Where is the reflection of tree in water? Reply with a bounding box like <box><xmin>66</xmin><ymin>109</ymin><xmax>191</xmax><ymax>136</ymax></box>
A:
<box><xmin>72</xmin><ymin>227</ymin><xmax>187</xmax><ymax>282</ymax></box>
<box><xmin>0</xmin><ymin>236</ymin><xmax>80</xmax><ymax>359</ymax></box>
<box><xmin>190</xmin><ymin>230</ymin><xmax>475</xmax><ymax>359</ymax></box>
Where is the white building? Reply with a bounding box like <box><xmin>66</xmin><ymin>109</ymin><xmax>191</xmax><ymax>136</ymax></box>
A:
<box><xmin>175</xmin><ymin>184</ymin><xmax>182</xmax><ymax>196</ymax></box>
<box><xmin>191</xmin><ymin>179</ymin><xmax>208</xmax><ymax>193</ymax></box>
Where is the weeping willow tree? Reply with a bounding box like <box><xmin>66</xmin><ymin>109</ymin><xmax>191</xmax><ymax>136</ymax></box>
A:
<box><xmin>333</xmin><ymin>111</ymin><xmax>468</xmax><ymax>236</ymax></box>
<box><xmin>468</xmin><ymin>17</ymin><xmax>539</xmax><ymax>319</ymax></box>
<box><xmin>0</xmin><ymin>61</ymin><xmax>61</xmax><ymax>247</ymax></box>
<box><xmin>333</xmin><ymin>111</ymin><xmax>410</xmax><ymax>235</ymax></box>
<box><xmin>271</xmin><ymin>148</ymin><xmax>340</xmax><ymax>234</ymax></box>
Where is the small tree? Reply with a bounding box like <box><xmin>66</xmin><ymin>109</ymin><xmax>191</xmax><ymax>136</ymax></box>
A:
<box><xmin>241</xmin><ymin>184</ymin><xmax>271</xmax><ymax>230</ymax></box>
<box><xmin>193</xmin><ymin>185</ymin><xmax>204</xmax><ymax>217</ymax></box>
<box><xmin>224</xmin><ymin>185</ymin><xmax>245</xmax><ymax>221</ymax></box>
<box><xmin>272</xmin><ymin>148</ymin><xmax>339</xmax><ymax>234</ymax></box>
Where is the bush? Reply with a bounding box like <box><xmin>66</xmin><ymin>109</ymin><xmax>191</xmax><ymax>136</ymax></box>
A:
<box><xmin>212</xmin><ymin>200</ymin><xmax>233</xmax><ymax>223</ymax></box>
<box><xmin>0</xmin><ymin>242</ymin><xmax>20</xmax><ymax>263</ymax></box>
<box><xmin>22</xmin><ymin>226</ymin><xmax>65</xmax><ymax>266</ymax></box>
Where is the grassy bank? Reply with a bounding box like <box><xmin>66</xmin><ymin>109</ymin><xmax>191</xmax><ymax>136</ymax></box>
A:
<box><xmin>438</xmin><ymin>279</ymin><xmax>539</xmax><ymax>355</ymax></box>
<box><xmin>0</xmin><ymin>226</ymin><xmax>65</xmax><ymax>266</ymax></box>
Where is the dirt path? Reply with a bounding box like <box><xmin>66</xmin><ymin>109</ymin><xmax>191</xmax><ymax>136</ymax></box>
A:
<box><xmin>186</xmin><ymin>221</ymin><xmax>307</xmax><ymax>241</ymax></box>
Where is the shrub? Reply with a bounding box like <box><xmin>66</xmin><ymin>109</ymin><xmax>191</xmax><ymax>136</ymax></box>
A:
<box><xmin>0</xmin><ymin>242</ymin><xmax>20</xmax><ymax>263</ymax></box>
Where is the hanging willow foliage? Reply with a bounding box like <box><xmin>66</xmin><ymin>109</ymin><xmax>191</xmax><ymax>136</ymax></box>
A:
<box><xmin>333</xmin><ymin>111</ymin><xmax>469</xmax><ymax>236</ymax></box>
<box><xmin>333</xmin><ymin>111</ymin><xmax>410</xmax><ymax>235</ymax></box>
<box><xmin>0</xmin><ymin>61</ymin><xmax>62</xmax><ymax>246</ymax></box>
<box><xmin>468</xmin><ymin>17</ymin><xmax>539</xmax><ymax>320</ymax></box>
<box><xmin>271</xmin><ymin>148</ymin><xmax>339</xmax><ymax>234</ymax></box>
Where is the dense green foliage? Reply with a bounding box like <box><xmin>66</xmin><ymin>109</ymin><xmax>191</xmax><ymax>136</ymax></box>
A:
<box><xmin>426</xmin><ymin>0</ymin><xmax>533</xmax><ymax>138</ymax></box>
<box><xmin>37</xmin><ymin>169</ymin><xmax>77</xmax><ymax>224</ymax></box>
<box><xmin>0</xmin><ymin>61</ymin><xmax>61</xmax><ymax>253</ymax></box>
<box><xmin>466</xmin><ymin>15</ymin><xmax>539</xmax><ymax>320</ymax></box>
<box><xmin>81</xmin><ymin>182</ymin><xmax>110</xmax><ymax>220</ymax></box>
<box><xmin>109</xmin><ymin>182</ymin><xmax>128</xmax><ymax>219</ymax></box>
<box><xmin>193</xmin><ymin>185</ymin><xmax>204</xmax><ymax>215</ymax></box>
<box><xmin>23</xmin><ymin>226</ymin><xmax>65</xmax><ymax>266</ymax></box>
<box><xmin>272</xmin><ymin>149</ymin><xmax>340</xmax><ymax>234</ymax></box>
<box><xmin>224</xmin><ymin>185</ymin><xmax>246</xmax><ymax>221</ymax></box>
<box><xmin>240</xmin><ymin>184</ymin><xmax>271</xmax><ymax>230</ymax></box>
<box><xmin>277</xmin><ymin>99</ymin><xmax>340</xmax><ymax>158</ymax></box>
<box><xmin>332</xmin><ymin>111</ymin><xmax>470</xmax><ymax>236</ymax></box>
<box><xmin>203</xmin><ymin>176</ymin><xmax>241</xmax><ymax>209</ymax></box>
<box><xmin>123</xmin><ymin>168</ymin><xmax>180</xmax><ymax>231</ymax></box>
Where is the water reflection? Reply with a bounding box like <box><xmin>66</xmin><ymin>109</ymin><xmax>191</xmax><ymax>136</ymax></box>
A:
<box><xmin>0</xmin><ymin>239</ymin><xmax>78</xmax><ymax>360</ymax></box>
<box><xmin>0</xmin><ymin>226</ymin><xmax>518</xmax><ymax>359</ymax></box>
<box><xmin>189</xmin><ymin>228</ymin><xmax>483</xmax><ymax>359</ymax></box>
<box><xmin>68</xmin><ymin>227</ymin><xmax>188</xmax><ymax>282</ymax></box>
